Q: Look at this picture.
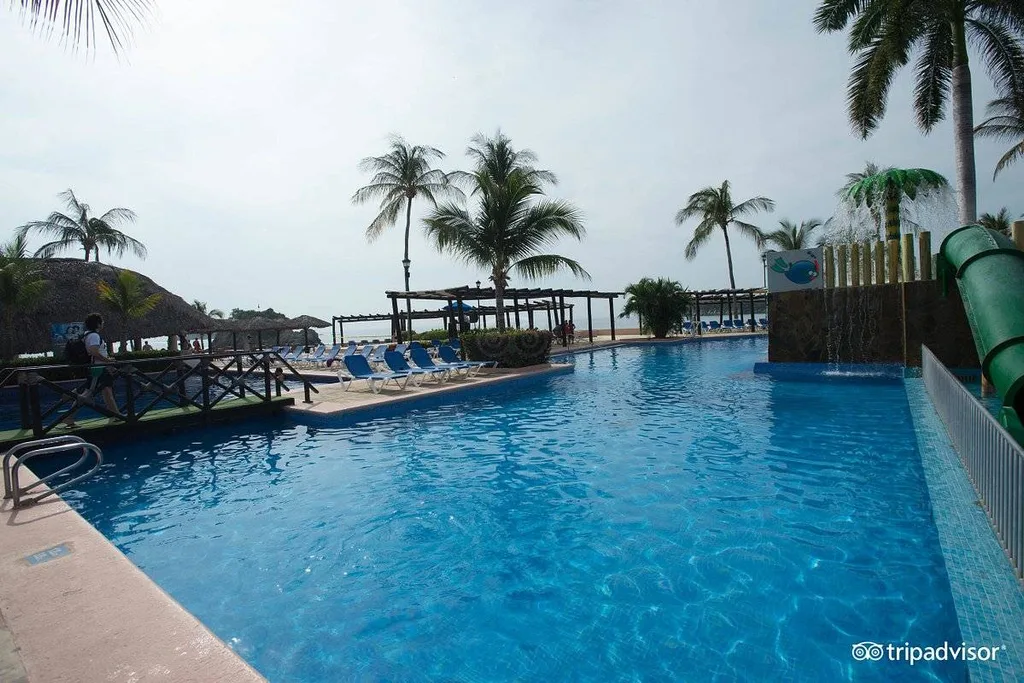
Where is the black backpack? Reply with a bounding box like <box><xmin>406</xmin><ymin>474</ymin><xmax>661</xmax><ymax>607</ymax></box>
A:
<box><xmin>64</xmin><ymin>335</ymin><xmax>91</xmax><ymax>365</ymax></box>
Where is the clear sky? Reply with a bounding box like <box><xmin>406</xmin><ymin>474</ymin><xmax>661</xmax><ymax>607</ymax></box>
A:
<box><xmin>1</xmin><ymin>0</ymin><xmax>1019</xmax><ymax>329</ymax></box>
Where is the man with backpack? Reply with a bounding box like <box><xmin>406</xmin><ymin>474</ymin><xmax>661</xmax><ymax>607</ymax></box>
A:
<box><xmin>62</xmin><ymin>312</ymin><xmax>124</xmax><ymax>427</ymax></box>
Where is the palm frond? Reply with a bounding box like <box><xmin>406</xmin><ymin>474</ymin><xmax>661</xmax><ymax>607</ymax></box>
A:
<box><xmin>684</xmin><ymin>219</ymin><xmax>717</xmax><ymax>260</ymax></box>
<box><xmin>512</xmin><ymin>255</ymin><xmax>591</xmax><ymax>281</ymax></box>
<box><xmin>732</xmin><ymin>196</ymin><xmax>776</xmax><ymax>217</ymax></box>
<box><xmin>913</xmin><ymin>19</ymin><xmax>952</xmax><ymax>131</ymax></box>
<box><xmin>967</xmin><ymin>17</ymin><xmax>1024</xmax><ymax>105</ymax></box>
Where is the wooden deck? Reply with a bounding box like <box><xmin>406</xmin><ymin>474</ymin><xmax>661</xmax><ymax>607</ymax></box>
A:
<box><xmin>0</xmin><ymin>395</ymin><xmax>294</xmax><ymax>448</ymax></box>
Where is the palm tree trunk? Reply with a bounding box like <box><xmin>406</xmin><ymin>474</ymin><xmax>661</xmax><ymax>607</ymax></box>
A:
<box><xmin>951</xmin><ymin>19</ymin><xmax>977</xmax><ymax>225</ymax></box>
<box><xmin>84</xmin><ymin>246</ymin><xmax>90</xmax><ymax>262</ymax></box>
<box><xmin>403</xmin><ymin>196</ymin><xmax>414</xmax><ymax>336</ymax></box>
<box><xmin>885</xmin><ymin>192</ymin><xmax>901</xmax><ymax>242</ymax></box>
<box><xmin>494</xmin><ymin>277</ymin><xmax>506</xmax><ymax>332</ymax></box>
<box><xmin>721</xmin><ymin>225</ymin><xmax>737</xmax><ymax>289</ymax></box>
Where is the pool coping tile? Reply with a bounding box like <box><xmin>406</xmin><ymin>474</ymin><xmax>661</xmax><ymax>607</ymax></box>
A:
<box><xmin>904</xmin><ymin>378</ymin><xmax>1024</xmax><ymax>682</ymax></box>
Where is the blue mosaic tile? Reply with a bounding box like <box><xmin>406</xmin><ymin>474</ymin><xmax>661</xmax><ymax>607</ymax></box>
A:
<box><xmin>904</xmin><ymin>378</ymin><xmax>1024</xmax><ymax>682</ymax></box>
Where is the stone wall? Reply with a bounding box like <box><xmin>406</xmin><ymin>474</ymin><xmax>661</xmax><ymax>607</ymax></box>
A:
<box><xmin>768</xmin><ymin>280</ymin><xmax>979</xmax><ymax>368</ymax></box>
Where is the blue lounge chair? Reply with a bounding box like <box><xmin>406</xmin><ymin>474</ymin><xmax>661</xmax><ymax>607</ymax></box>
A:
<box><xmin>682</xmin><ymin>321</ymin><xmax>693</xmax><ymax>335</ymax></box>
<box><xmin>384</xmin><ymin>350</ymin><xmax>446</xmax><ymax>385</ymax></box>
<box><xmin>281</xmin><ymin>346</ymin><xmax>302</xmax><ymax>361</ymax></box>
<box><xmin>722</xmin><ymin>320</ymin><xmax>735</xmax><ymax>332</ymax></box>
<box><xmin>393</xmin><ymin>343</ymin><xmax>408</xmax><ymax>356</ymax></box>
<box><xmin>314</xmin><ymin>344</ymin><xmax>342</xmax><ymax>368</ymax></box>
<box><xmin>300</xmin><ymin>344</ymin><xmax>326</xmax><ymax>365</ymax></box>
<box><xmin>343</xmin><ymin>342</ymin><xmax>357</xmax><ymax>356</ymax></box>
<box><xmin>359</xmin><ymin>344</ymin><xmax>375</xmax><ymax>358</ymax></box>
<box><xmin>449</xmin><ymin>338</ymin><xmax>461</xmax><ymax>350</ymax></box>
<box><xmin>438</xmin><ymin>345</ymin><xmax>496</xmax><ymax>371</ymax></box>
<box><xmin>341</xmin><ymin>354</ymin><xmax>409</xmax><ymax>393</ymax></box>
<box><xmin>708</xmin><ymin>321</ymin><xmax>721</xmax><ymax>333</ymax></box>
<box><xmin>758</xmin><ymin>317</ymin><xmax>768</xmax><ymax>330</ymax></box>
<box><xmin>409</xmin><ymin>346</ymin><xmax>471</xmax><ymax>378</ymax></box>
<box><xmin>367</xmin><ymin>344</ymin><xmax>389</xmax><ymax>368</ymax></box>
<box><xmin>700</xmin><ymin>321</ymin><xmax>710</xmax><ymax>334</ymax></box>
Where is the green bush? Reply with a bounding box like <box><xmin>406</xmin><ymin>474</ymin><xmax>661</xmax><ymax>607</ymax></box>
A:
<box><xmin>410</xmin><ymin>328</ymin><xmax>452</xmax><ymax>343</ymax></box>
<box><xmin>461</xmin><ymin>330</ymin><xmax>553</xmax><ymax>368</ymax></box>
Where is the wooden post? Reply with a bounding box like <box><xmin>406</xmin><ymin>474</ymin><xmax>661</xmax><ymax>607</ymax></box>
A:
<box><xmin>901</xmin><ymin>234</ymin><xmax>915</xmax><ymax>282</ymax></box>
<box><xmin>1013</xmin><ymin>220</ymin><xmax>1024</xmax><ymax>249</ymax></box>
<box><xmin>546</xmin><ymin>306</ymin><xmax>552</xmax><ymax>330</ymax></box>
<box><xmin>824</xmin><ymin>246</ymin><xmax>835</xmax><ymax>288</ymax></box>
<box><xmin>609</xmin><ymin>298</ymin><xmax>616</xmax><ymax>340</ymax></box>
<box><xmin>559</xmin><ymin>294</ymin><xmax>567</xmax><ymax>347</ymax></box>
<box><xmin>748</xmin><ymin>291</ymin><xmax>755</xmax><ymax>330</ymax></box>
<box><xmin>338</xmin><ymin>319</ymin><xmax>344</xmax><ymax>344</ymax></box>
<box><xmin>331</xmin><ymin>318</ymin><xmax>336</xmax><ymax>345</ymax></box>
<box><xmin>850</xmin><ymin>243</ymin><xmax>860</xmax><ymax>287</ymax></box>
<box><xmin>527</xmin><ymin>307</ymin><xmax>533</xmax><ymax>329</ymax></box>
<box><xmin>887</xmin><ymin>240</ymin><xmax>899</xmax><ymax>283</ymax></box>
<box><xmin>861</xmin><ymin>239</ymin><xmax>872</xmax><ymax>285</ymax></box>
<box><xmin>919</xmin><ymin>231</ymin><xmax>933</xmax><ymax>280</ymax></box>
<box><xmin>586</xmin><ymin>296</ymin><xmax>593</xmax><ymax>343</ymax></box>
<box><xmin>875</xmin><ymin>240</ymin><xmax>885</xmax><ymax>284</ymax></box>
<box><xmin>513</xmin><ymin>294</ymin><xmax>521</xmax><ymax>329</ymax></box>
<box><xmin>837</xmin><ymin>244</ymin><xmax>848</xmax><ymax>287</ymax></box>
<box><xmin>391</xmin><ymin>297</ymin><xmax>402</xmax><ymax>343</ymax></box>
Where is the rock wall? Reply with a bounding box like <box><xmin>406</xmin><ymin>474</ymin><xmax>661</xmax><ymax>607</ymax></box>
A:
<box><xmin>768</xmin><ymin>280</ymin><xmax>979</xmax><ymax>368</ymax></box>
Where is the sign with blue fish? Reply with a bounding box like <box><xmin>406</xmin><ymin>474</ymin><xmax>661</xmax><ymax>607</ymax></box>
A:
<box><xmin>766</xmin><ymin>248</ymin><xmax>823</xmax><ymax>293</ymax></box>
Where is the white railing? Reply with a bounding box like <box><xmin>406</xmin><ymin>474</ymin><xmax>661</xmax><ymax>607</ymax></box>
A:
<box><xmin>921</xmin><ymin>345</ymin><xmax>1024</xmax><ymax>582</ymax></box>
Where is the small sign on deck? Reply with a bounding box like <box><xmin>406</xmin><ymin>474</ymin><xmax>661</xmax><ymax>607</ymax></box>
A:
<box><xmin>25</xmin><ymin>544</ymin><xmax>71</xmax><ymax>566</ymax></box>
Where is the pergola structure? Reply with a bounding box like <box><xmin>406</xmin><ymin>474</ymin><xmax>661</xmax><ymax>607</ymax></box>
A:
<box><xmin>331</xmin><ymin>301</ymin><xmax>575</xmax><ymax>344</ymax></box>
<box><xmin>383</xmin><ymin>286</ymin><xmax>623</xmax><ymax>347</ymax></box>
<box><xmin>690</xmin><ymin>287</ymin><xmax>768</xmax><ymax>332</ymax></box>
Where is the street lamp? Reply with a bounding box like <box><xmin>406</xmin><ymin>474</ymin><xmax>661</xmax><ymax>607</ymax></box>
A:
<box><xmin>475</xmin><ymin>280</ymin><xmax>481</xmax><ymax>328</ymax></box>
<box><xmin>761</xmin><ymin>252</ymin><xmax>768</xmax><ymax>289</ymax></box>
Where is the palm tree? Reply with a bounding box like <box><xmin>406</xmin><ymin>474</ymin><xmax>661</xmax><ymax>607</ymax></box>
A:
<box><xmin>18</xmin><ymin>189</ymin><xmax>146</xmax><ymax>263</ymax></box>
<box><xmin>352</xmin><ymin>135</ymin><xmax>461</xmax><ymax>335</ymax></box>
<box><xmin>764</xmin><ymin>220</ymin><xmax>824</xmax><ymax>251</ymax></box>
<box><xmin>193</xmin><ymin>300</ymin><xmax>225</xmax><ymax>319</ymax></box>
<box><xmin>844</xmin><ymin>168</ymin><xmax>949</xmax><ymax>242</ymax></box>
<box><xmin>97</xmin><ymin>270</ymin><xmax>161</xmax><ymax>352</ymax></box>
<box><xmin>978</xmin><ymin>208</ymin><xmax>1014</xmax><ymax>235</ymax></box>
<box><xmin>9</xmin><ymin>0</ymin><xmax>151</xmax><ymax>53</ymax></box>
<box><xmin>424</xmin><ymin>132</ymin><xmax>589</xmax><ymax>331</ymax></box>
<box><xmin>0</xmin><ymin>237</ymin><xmax>49</xmax><ymax>359</ymax></box>
<box><xmin>620</xmin><ymin>278</ymin><xmax>691</xmax><ymax>339</ymax></box>
<box><xmin>838</xmin><ymin>162</ymin><xmax>891</xmax><ymax>235</ymax></box>
<box><xmin>975</xmin><ymin>96</ymin><xmax>1024</xmax><ymax>179</ymax></box>
<box><xmin>814</xmin><ymin>1</ymin><xmax>1024</xmax><ymax>226</ymax></box>
<box><xmin>675</xmin><ymin>180</ymin><xmax>774</xmax><ymax>289</ymax></box>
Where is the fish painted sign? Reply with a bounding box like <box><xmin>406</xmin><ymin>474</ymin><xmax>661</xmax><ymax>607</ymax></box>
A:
<box><xmin>765</xmin><ymin>248</ymin><xmax>823</xmax><ymax>293</ymax></box>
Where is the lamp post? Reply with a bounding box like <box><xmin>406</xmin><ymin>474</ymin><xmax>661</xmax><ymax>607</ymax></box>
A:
<box><xmin>761</xmin><ymin>252</ymin><xmax>768</xmax><ymax>288</ymax></box>
<box><xmin>476</xmin><ymin>280</ymin><xmax>481</xmax><ymax>328</ymax></box>
<box><xmin>402</xmin><ymin>258</ymin><xmax>412</xmax><ymax>336</ymax></box>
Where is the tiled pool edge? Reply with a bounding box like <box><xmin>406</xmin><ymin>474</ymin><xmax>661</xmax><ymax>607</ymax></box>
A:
<box><xmin>904</xmin><ymin>378</ymin><xmax>1024</xmax><ymax>682</ymax></box>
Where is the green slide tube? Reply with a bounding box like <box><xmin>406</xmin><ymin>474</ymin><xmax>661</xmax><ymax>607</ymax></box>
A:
<box><xmin>939</xmin><ymin>225</ymin><xmax>1024</xmax><ymax>445</ymax></box>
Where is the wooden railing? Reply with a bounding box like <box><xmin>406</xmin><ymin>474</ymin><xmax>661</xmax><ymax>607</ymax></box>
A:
<box><xmin>823</xmin><ymin>232</ymin><xmax>935</xmax><ymax>288</ymax></box>
<box><xmin>7</xmin><ymin>350</ymin><xmax>318</xmax><ymax>439</ymax></box>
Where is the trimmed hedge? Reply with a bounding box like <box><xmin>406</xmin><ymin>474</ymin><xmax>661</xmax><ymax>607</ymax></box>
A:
<box><xmin>461</xmin><ymin>330</ymin><xmax>553</xmax><ymax>368</ymax></box>
<box><xmin>410</xmin><ymin>329</ymin><xmax>451</xmax><ymax>342</ymax></box>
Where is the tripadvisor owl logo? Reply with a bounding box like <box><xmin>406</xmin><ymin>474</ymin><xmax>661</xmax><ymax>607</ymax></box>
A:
<box><xmin>851</xmin><ymin>641</ymin><xmax>1003</xmax><ymax>665</ymax></box>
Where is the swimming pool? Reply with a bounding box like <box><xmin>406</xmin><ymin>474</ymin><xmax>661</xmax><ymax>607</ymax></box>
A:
<box><xmin>53</xmin><ymin>337</ymin><xmax>966</xmax><ymax>681</ymax></box>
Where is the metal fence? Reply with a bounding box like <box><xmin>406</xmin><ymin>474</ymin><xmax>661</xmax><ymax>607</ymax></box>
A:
<box><xmin>921</xmin><ymin>345</ymin><xmax>1023</xmax><ymax>582</ymax></box>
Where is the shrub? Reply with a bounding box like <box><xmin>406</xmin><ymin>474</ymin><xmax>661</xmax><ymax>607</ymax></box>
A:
<box><xmin>621</xmin><ymin>277</ymin><xmax>691</xmax><ymax>338</ymax></box>
<box><xmin>410</xmin><ymin>328</ymin><xmax>451</xmax><ymax>343</ymax></box>
<box><xmin>461</xmin><ymin>330</ymin><xmax>553</xmax><ymax>368</ymax></box>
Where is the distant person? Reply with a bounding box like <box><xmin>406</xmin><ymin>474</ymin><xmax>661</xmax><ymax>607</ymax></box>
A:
<box><xmin>142</xmin><ymin>341</ymin><xmax>153</xmax><ymax>351</ymax></box>
<box><xmin>192</xmin><ymin>339</ymin><xmax>203</xmax><ymax>353</ymax></box>
<box><xmin>62</xmin><ymin>313</ymin><xmax>124</xmax><ymax>427</ymax></box>
<box><xmin>274</xmin><ymin>367</ymin><xmax>289</xmax><ymax>392</ymax></box>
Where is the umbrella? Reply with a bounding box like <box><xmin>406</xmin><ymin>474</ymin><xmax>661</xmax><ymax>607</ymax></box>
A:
<box><xmin>445</xmin><ymin>302</ymin><xmax>475</xmax><ymax>311</ymax></box>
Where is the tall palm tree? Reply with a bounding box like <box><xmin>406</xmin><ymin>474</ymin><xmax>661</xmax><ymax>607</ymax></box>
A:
<box><xmin>97</xmin><ymin>270</ymin><xmax>161</xmax><ymax>352</ymax></box>
<box><xmin>764</xmin><ymin>220</ymin><xmax>824</xmax><ymax>251</ymax></box>
<box><xmin>975</xmin><ymin>96</ymin><xmax>1024</xmax><ymax>179</ymax></box>
<box><xmin>352</xmin><ymin>135</ymin><xmax>461</xmax><ymax>335</ymax></box>
<box><xmin>675</xmin><ymin>180</ymin><xmax>774</xmax><ymax>289</ymax></box>
<box><xmin>814</xmin><ymin>0</ymin><xmax>1024</xmax><ymax>226</ymax></box>
<box><xmin>193</xmin><ymin>300</ymin><xmax>225</xmax><ymax>319</ymax></box>
<box><xmin>424</xmin><ymin>132</ymin><xmax>589</xmax><ymax>331</ymax></box>
<box><xmin>18</xmin><ymin>189</ymin><xmax>145</xmax><ymax>262</ymax></box>
<box><xmin>620</xmin><ymin>278</ymin><xmax>691</xmax><ymax>339</ymax></box>
<box><xmin>9</xmin><ymin>0</ymin><xmax>151</xmax><ymax>53</ymax></box>
<box><xmin>0</xmin><ymin>237</ymin><xmax>49</xmax><ymax>359</ymax></box>
<box><xmin>844</xmin><ymin>168</ymin><xmax>949</xmax><ymax>242</ymax></box>
<box><xmin>978</xmin><ymin>207</ymin><xmax>1014</xmax><ymax>235</ymax></box>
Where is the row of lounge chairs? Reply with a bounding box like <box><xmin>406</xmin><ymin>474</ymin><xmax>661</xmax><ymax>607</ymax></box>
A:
<box><xmin>681</xmin><ymin>318</ymin><xmax>768</xmax><ymax>334</ymax></box>
<box><xmin>339</xmin><ymin>343</ymin><xmax>496</xmax><ymax>393</ymax></box>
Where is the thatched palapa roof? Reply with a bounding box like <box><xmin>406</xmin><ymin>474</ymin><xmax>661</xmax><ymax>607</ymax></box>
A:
<box><xmin>11</xmin><ymin>259</ymin><xmax>217</xmax><ymax>354</ymax></box>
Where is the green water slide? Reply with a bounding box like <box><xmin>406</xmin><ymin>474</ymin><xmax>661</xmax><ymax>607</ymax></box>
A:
<box><xmin>939</xmin><ymin>225</ymin><xmax>1024</xmax><ymax>445</ymax></box>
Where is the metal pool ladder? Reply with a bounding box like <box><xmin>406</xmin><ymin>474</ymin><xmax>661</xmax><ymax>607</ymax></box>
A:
<box><xmin>2</xmin><ymin>436</ymin><xmax>103</xmax><ymax>509</ymax></box>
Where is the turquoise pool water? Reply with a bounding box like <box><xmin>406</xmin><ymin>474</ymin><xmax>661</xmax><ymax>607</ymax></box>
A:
<box><xmin>54</xmin><ymin>337</ymin><xmax>965</xmax><ymax>681</ymax></box>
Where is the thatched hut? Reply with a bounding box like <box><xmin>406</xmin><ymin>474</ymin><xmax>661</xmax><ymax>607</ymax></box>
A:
<box><xmin>8</xmin><ymin>259</ymin><xmax>216</xmax><ymax>356</ymax></box>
